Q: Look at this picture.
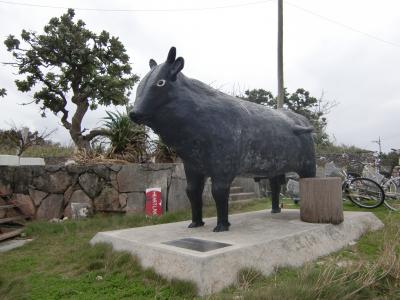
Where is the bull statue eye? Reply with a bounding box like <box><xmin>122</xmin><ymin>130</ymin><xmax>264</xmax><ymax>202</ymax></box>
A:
<box><xmin>156</xmin><ymin>79</ymin><xmax>166</xmax><ymax>87</ymax></box>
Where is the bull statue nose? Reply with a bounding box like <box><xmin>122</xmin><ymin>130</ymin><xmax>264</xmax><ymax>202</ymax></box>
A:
<box><xmin>129</xmin><ymin>110</ymin><xmax>142</xmax><ymax>124</ymax></box>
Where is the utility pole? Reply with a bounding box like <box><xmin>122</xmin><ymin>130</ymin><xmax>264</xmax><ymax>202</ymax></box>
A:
<box><xmin>372</xmin><ymin>136</ymin><xmax>382</xmax><ymax>155</ymax></box>
<box><xmin>277</xmin><ymin>0</ymin><xmax>284</xmax><ymax>109</ymax></box>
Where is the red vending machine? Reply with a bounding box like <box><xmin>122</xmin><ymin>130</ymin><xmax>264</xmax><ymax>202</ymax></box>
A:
<box><xmin>145</xmin><ymin>187</ymin><xmax>163</xmax><ymax>216</ymax></box>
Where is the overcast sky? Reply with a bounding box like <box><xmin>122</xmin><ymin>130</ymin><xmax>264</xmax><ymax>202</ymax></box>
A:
<box><xmin>0</xmin><ymin>0</ymin><xmax>399</xmax><ymax>152</ymax></box>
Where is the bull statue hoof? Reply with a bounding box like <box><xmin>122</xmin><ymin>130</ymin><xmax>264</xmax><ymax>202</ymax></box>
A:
<box><xmin>213</xmin><ymin>223</ymin><xmax>230</xmax><ymax>232</ymax></box>
<box><xmin>271</xmin><ymin>208</ymin><xmax>282</xmax><ymax>214</ymax></box>
<box><xmin>188</xmin><ymin>221</ymin><xmax>205</xmax><ymax>228</ymax></box>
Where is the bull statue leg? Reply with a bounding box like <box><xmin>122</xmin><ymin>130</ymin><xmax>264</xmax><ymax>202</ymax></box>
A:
<box><xmin>185</xmin><ymin>166</ymin><xmax>206</xmax><ymax>228</ymax></box>
<box><xmin>269</xmin><ymin>175</ymin><xmax>286</xmax><ymax>213</ymax></box>
<box><xmin>211</xmin><ymin>178</ymin><xmax>233</xmax><ymax>232</ymax></box>
<box><xmin>298</xmin><ymin>166</ymin><xmax>316</xmax><ymax>179</ymax></box>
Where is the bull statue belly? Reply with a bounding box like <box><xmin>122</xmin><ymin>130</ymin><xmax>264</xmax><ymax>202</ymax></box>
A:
<box><xmin>130</xmin><ymin>47</ymin><xmax>316</xmax><ymax>232</ymax></box>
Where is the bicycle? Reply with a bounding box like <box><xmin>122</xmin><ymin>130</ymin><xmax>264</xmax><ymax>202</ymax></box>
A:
<box><xmin>381</xmin><ymin>171</ymin><xmax>400</xmax><ymax>211</ymax></box>
<box><xmin>284</xmin><ymin>166</ymin><xmax>385</xmax><ymax>209</ymax></box>
<box><xmin>341</xmin><ymin>169</ymin><xmax>385</xmax><ymax>209</ymax></box>
<box><xmin>368</xmin><ymin>153</ymin><xmax>400</xmax><ymax>211</ymax></box>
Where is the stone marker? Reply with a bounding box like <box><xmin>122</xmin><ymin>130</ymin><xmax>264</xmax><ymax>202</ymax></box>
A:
<box><xmin>300</xmin><ymin>177</ymin><xmax>343</xmax><ymax>224</ymax></box>
<box><xmin>71</xmin><ymin>202</ymin><xmax>91</xmax><ymax>219</ymax></box>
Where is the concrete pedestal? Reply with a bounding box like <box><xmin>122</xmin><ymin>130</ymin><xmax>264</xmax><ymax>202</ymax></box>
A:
<box><xmin>90</xmin><ymin>210</ymin><xmax>383</xmax><ymax>296</ymax></box>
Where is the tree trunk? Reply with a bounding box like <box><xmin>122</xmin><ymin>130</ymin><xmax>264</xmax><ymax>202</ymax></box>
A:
<box><xmin>299</xmin><ymin>177</ymin><xmax>343</xmax><ymax>224</ymax></box>
<box><xmin>70</xmin><ymin>99</ymin><xmax>90</xmax><ymax>151</ymax></box>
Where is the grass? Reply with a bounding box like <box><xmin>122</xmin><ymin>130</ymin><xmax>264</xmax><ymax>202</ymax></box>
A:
<box><xmin>0</xmin><ymin>145</ymin><xmax>74</xmax><ymax>158</ymax></box>
<box><xmin>0</xmin><ymin>199</ymin><xmax>399</xmax><ymax>300</ymax></box>
<box><xmin>213</xmin><ymin>202</ymin><xmax>400</xmax><ymax>300</ymax></box>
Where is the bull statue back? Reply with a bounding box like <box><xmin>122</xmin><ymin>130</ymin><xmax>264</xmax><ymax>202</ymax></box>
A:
<box><xmin>130</xmin><ymin>47</ymin><xmax>316</xmax><ymax>232</ymax></box>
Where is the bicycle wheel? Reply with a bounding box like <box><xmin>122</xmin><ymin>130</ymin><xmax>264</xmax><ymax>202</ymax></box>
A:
<box><xmin>383</xmin><ymin>177</ymin><xmax>400</xmax><ymax>211</ymax></box>
<box><xmin>346</xmin><ymin>177</ymin><xmax>385</xmax><ymax>208</ymax></box>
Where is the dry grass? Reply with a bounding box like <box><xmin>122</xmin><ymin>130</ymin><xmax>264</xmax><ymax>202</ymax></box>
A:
<box><xmin>214</xmin><ymin>212</ymin><xmax>400</xmax><ymax>300</ymax></box>
<box><xmin>72</xmin><ymin>149</ymin><xmax>130</xmax><ymax>165</ymax></box>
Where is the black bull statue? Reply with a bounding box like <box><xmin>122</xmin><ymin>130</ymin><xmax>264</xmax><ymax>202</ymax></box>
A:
<box><xmin>130</xmin><ymin>47</ymin><xmax>316</xmax><ymax>232</ymax></box>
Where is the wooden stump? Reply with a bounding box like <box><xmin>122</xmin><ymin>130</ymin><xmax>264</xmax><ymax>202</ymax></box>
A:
<box><xmin>300</xmin><ymin>177</ymin><xmax>343</xmax><ymax>225</ymax></box>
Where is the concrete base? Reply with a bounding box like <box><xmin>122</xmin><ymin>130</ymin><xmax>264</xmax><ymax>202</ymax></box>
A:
<box><xmin>90</xmin><ymin>210</ymin><xmax>383</xmax><ymax>295</ymax></box>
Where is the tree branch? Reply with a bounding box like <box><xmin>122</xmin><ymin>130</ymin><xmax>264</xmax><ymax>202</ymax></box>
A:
<box><xmin>60</xmin><ymin>107</ymin><xmax>71</xmax><ymax>130</ymax></box>
<box><xmin>83</xmin><ymin>128</ymin><xmax>110</xmax><ymax>141</ymax></box>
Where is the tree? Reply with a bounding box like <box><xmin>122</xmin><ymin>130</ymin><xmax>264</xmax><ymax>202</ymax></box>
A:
<box><xmin>241</xmin><ymin>89</ymin><xmax>275</xmax><ymax>106</ymax></box>
<box><xmin>0</xmin><ymin>88</ymin><xmax>6</xmax><ymax>97</ymax></box>
<box><xmin>0</xmin><ymin>126</ymin><xmax>55</xmax><ymax>156</ymax></box>
<box><xmin>240</xmin><ymin>88</ymin><xmax>336</xmax><ymax>147</ymax></box>
<box><xmin>4</xmin><ymin>9</ymin><xmax>139</xmax><ymax>150</ymax></box>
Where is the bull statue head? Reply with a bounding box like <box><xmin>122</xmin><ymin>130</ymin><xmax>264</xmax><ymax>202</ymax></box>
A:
<box><xmin>129</xmin><ymin>47</ymin><xmax>184</xmax><ymax>125</ymax></box>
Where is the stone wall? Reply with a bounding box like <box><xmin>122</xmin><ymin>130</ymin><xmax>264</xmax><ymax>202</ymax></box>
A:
<box><xmin>0</xmin><ymin>163</ymin><xmax>264</xmax><ymax>220</ymax></box>
<box><xmin>0</xmin><ymin>163</ymin><xmax>200</xmax><ymax>220</ymax></box>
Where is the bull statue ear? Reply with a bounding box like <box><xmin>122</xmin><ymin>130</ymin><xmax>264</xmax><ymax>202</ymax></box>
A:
<box><xmin>170</xmin><ymin>57</ymin><xmax>184</xmax><ymax>81</ymax></box>
<box><xmin>149</xmin><ymin>59</ymin><xmax>157</xmax><ymax>69</ymax></box>
<box><xmin>166</xmin><ymin>47</ymin><xmax>176</xmax><ymax>64</ymax></box>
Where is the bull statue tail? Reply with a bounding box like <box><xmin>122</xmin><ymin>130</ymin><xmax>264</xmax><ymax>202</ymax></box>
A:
<box><xmin>292</xmin><ymin>125</ymin><xmax>314</xmax><ymax>135</ymax></box>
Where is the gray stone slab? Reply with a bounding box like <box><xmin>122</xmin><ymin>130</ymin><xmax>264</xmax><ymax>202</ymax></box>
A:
<box><xmin>0</xmin><ymin>155</ymin><xmax>45</xmax><ymax>166</ymax></box>
<box><xmin>0</xmin><ymin>155</ymin><xmax>19</xmax><ymax>166</ymax></box>
<box><xmin>0</xmin><ymin>239</ymin><xmax>33</xmax><ymax>253</ymax></box>
<box><xmin>91</xmin><ymin>210</ymin><xmax>383</xmax><ymax>296</ymax></box>
<box><xmin>19</xmin><ymin>157</ymin><xmax>45</xmax><ymax>166</ymax></box>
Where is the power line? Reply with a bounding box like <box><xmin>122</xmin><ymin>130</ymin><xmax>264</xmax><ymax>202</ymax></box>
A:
<box><xmin>284</xmin><ymin>0</ymin><xmax>400</xmax><ymax>48</ymax></box>
<box><xmin>0</xmin><ymin>0</ymin><xmax>273</xmax><ymax>12</ymax></box>
<box><xmin>2</xmin><ymin>0</ymin><xmax>400</xmax><ymax>49</ymax></box>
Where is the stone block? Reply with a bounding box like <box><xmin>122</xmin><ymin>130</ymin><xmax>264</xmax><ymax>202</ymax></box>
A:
<box><xmin>171</xmin><ymin>163</ymin><xmax>185</xmax><ymax>178</ymax></box>
<box><xmin>0</xmin><ymin>182</ymin><xmax>12</xmax><ymax>197</ymax></box>
<box><xmin>33</xmin><ymin>171</ymin><xmax>73</xmax><ymax>193</ymax></box>
<box><xmin>78</xmin><ymin>172</ymin><xmax>103</xmax><ymax>198</ymax></box>
<box><xmin>13</xmin><ymin>167</ymin><xmax>34</xmax><ymax>194</ymax></box>
<box><xmin>167</xmin><ymin>177</ymin><xmax>190</xmax><ymax>212</ymax></box>
<box><xmin>0</xmin><ymin>167</ymin><xmax>15</xmax><ymax>193</ymax></box>
<box><xmin>10</xmin><ymin>194</ymin><xmax>35</xmax><ymax>217</ymax></box>
<box><xmin>117</xmin><ymin>165</ymin><xmax>146</xmax><ymax>192</ymax></box>
<box><xmin>125</xmin><ymin>192</ymin><xmax>145</xmax><ymax>213</ymax></box>
<box><xmin>108</xmin><ymin>164</ymin><xmax>122</xmax><ymax>172</ymax></box>
<box><xmin>93</xmin><ymin>165</ymin><xmax>111</xmax><ymax>180</ymax></box>
<box><xmin>94</xmin><ymin>186</ymin><xmax>120</xmax><ymax>211</ymax></box>
<box><xmin>70</xmin><ymin>190</ymin><xmax>92</xmax><ymax>205</ymax></box>
<box><xmin>28</xmin><ymin>188</ymin><xmax>48</xmax><ymax>207</ymax></box>
<box><xmin>65</xmin><ymin>164</ymin><xmax>88</xmax><ymax>175</ymax></box>
<box><xmin>36</xmin><ymin>194</ymin><xmax>64</xmax><ymax>220</ymax></box>
<box><xmin>44</xmin><ymin>165</ymin><xmax>62</xmax><ymax>172</ymax></box>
